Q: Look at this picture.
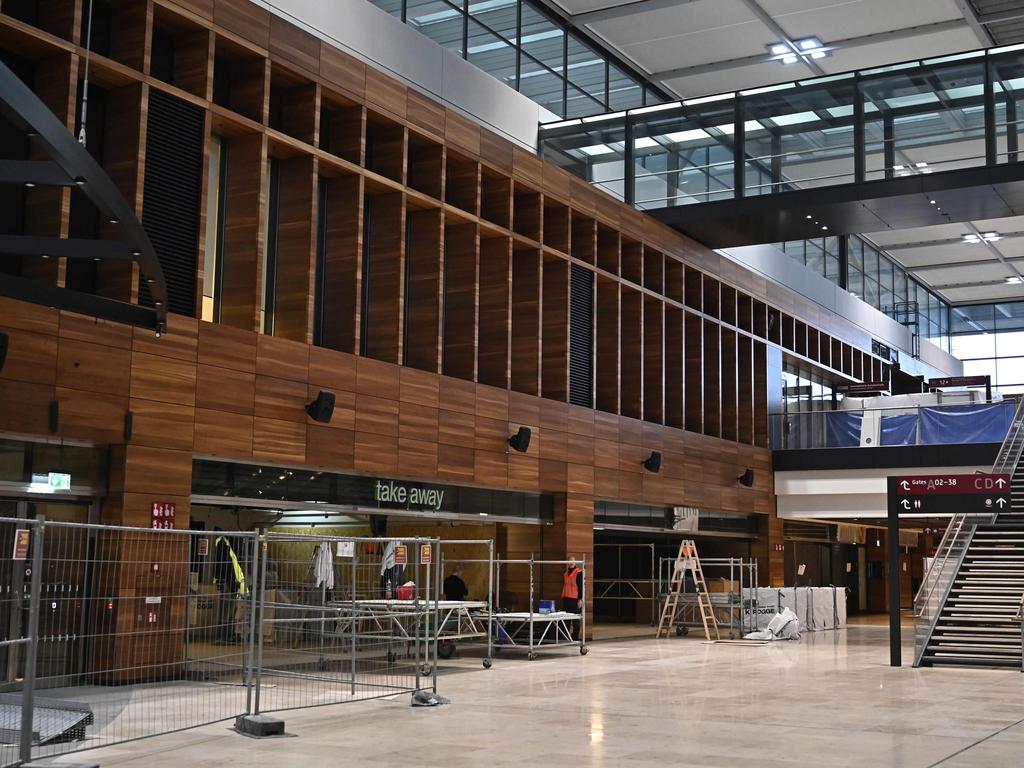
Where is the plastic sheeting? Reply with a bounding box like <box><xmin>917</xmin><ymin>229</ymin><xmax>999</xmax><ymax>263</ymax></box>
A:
<box><xmin>826</xmin><ymin>411</ymin><xmax>861</xmax><ymax>447</ymax></box>
<box><xmin>880</xmin><ymin>414</ymin><xmax>918</xmax><ymax>446</ymax></box>
<box><xmin>918</xmin><ymin>402</ymin><xmax>1014</xmax><ymax>445</ymax></box>
<box><xmin>743</xmin><ymin>587</ymin><xmax>846</xmax><ymax>632</ymax></box>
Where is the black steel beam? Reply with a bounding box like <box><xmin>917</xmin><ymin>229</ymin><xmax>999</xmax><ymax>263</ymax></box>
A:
<box><xmin>0</xmin><ymin>159</ymin><xmax>74</xmax><ymax>186</ymax></box>
<box><xmin>0</xmin><ymin>274</ymin><xmax>162</xmax><ymax>331</ymax></box>
<box><xmin>0</xmin><ymin>235</ymin><xmax>136</xmax><ymax>261</ymax></box>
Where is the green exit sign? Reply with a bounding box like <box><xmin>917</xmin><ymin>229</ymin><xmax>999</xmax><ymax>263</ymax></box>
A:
<box><xmin>48</xmin><ymin>472</ymin><xmax>71</xmax><ymax>490</ymax></box>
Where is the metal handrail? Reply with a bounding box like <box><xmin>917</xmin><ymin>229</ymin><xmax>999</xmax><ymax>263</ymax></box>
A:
<box><xmin>913</xmin><ymin>515</ymin><xmax>965</xmax><ymax>613</ymax></box>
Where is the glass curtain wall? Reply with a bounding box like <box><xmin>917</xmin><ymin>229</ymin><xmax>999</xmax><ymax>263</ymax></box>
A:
<box><xmin>368</xmin><ymin>0</ymin><xmax>662</xmax><ymax>118</ymax></box>
<box><xmin>950</xmin><ymin>301</ymin><xmax>1024</xmax><ymax>394</ymax></box>
<box><xmin>775</xmin><ymin>234</ymin><xmax>951</xmax><ymax>352</ymax></box>
<box><xmin>539</xmin><ymin>45</ymin><xmax>1024</xmax><ymax>206</ymax></box>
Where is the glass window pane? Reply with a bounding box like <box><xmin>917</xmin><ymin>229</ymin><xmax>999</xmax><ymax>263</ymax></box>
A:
<box><xmin>848</xmin><ymin>267</ymin><xmax>864</xmax><ymax>299</ymax></box>
<box><xmin>995</xmin><ymin>301</ymin><xmax>1024</xmax><ymax>332</ymax></box>
<box><xmin>608</xmin><ymin>65</ymin><xmax>642</xmax><ymax>111</ymax></box>
<box><xmin>467</xmin><ymin>20</ymin><xmax>516</xmax><ymax>86</ymax></box>
<box><xmin>951</xmin><ymin>303</ymin><xmax>996</xmax><ymax>334</ymax></box>
<box><xmin>996</xmin><ymin>330</ymin><xmax>1024</xmax><ymax>355</ymax></box>
<box><xmin>406</xmin><ymin>0</ymin><xmax>464</xmax><ymax>54</ymax></box>
<box><xmin>998</xmin><ymin>356</ymin><xmax>1024</xmax><ymax>386</ymax></box>
<box><xmin>806</xmin><ymin>239</ymin><xmax>824</xmax><ymax>275</ymax></box>
<box><xmin>951</xmin><ymin>333</ymin><xmax>995</xmax><ymax>359</ymax></box>
<box><xmin>963</xmin><ymin>358</ymin><xmax>997</xmax><ymax>379</ymax></box>
<box><xmin>520</xmin><ymin>54</ymin><xmax>563</xmax><ymax>116</ymax></box>
<box><xmin>468</xmin><ymin>0</ymin><xmax>516</xmax><ymax>41</ymax></box>
<box><xmin>849</xmin><ymin>238</ymin><xmax>863</xmax><ymax>269</ymax></box>
<box><xmin>877</xmin><ymin>255</ymin><xmax>894</xmax><ymax>293</ymax></box>
<box><xmin>520</xmin><ymin>4</ymin><xmax>563</xmax><ymax>72</ymax></box>
<box><xmin>864</xmin><ymin>277</ymin><xmax>879</xmax><ymax>308</ymax></box>
<box><xmin>566</xmin><ymin>34</ymin><xmax>605</xmax><ymax>106</ymax></box>
<box><xmin>565</xmin><ymin>82</ymin><xmax>604</xmax><ymax>118</ymax></box>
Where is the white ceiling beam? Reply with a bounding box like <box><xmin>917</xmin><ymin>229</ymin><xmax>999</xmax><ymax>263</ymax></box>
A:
<box><xmin>978</xmin><ymin>8</ymin><xmax>1024</xmax><ymax>26</ymax></box>
<box><xmin>909</xmin><ymin>256</ymin><xmax>1024</xmax><ymax>272</ymax></box>
<box><xmin>648</xmin><ymin>20</ymin><xmax>965</xmax><ymax>82</ymax></box>
<box><xmin>570</xmin><ymin>0</ymin><xmax>700</xmax><ymax>26</ymax></box>
<box><xmin>881</xmin><ymin>229</ymin><xmax>1024</xmax><ymax>251</ymax></box>
<box><xmin>950</xmin><ymin>0</ymin><xmax>995</xmax><ymax>46</ymax></box>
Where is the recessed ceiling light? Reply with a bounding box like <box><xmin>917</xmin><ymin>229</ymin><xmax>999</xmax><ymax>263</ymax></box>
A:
<box><xmin>916</xmin><ymin>162</ymin><xmax>928</xmax><ymax>168</ymax></box>
<box><xmin>893</xmin><ymin>165</ymin><xmax>905</xmax><ymax>171</ymax></box>
<box><xmin>798</xmin><ymin>38</ymin><xmax>822</xmax><ymax>50</ymax></box>
<box><xmin>930</xmin><ymin>200</ymin><xmax>937</xmax><ymax>205</ymax></box>
<box><xmin>770</xmin><ymin>44</ymin><xmax>789</xmax><ymax>56</ymax></box>
<box><xmin>962</xmin><ymin>234</ymin><xmax>981</xmax><ymax>243</ymax></box>
<box><xmin>982</xmin><ymin>232</ymin><xmax>1001</xmax><ymax>241</ymax></box>
<box><xmin>806</xmin><ymin>214</ymin><xmax>813</xmax><ymax>219</ymax></box>
<box><xmin>1006</xmin><ymin>276</ymin><xmax>1022</xmax><ymax>285</ymax></box>
<box><xmin>821</xmin><ymin>226</ymin><xmax>828</xmax><ymax>231</ymax></box>
<box><xmin>782</xmin><ymin>54</ymin><xmax>798</xmax><ymax>65</ymax></box>
<box><xmin>810</xmin><ymin>51</ymin><xmax>826</xmax><ymax>59</ymax></box>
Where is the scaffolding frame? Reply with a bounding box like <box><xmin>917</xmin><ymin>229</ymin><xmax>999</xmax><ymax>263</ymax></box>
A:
<box><xmin>657</xmin><ymin>556</ymin><xmax>760</xmax><ymax>639</ymax></box>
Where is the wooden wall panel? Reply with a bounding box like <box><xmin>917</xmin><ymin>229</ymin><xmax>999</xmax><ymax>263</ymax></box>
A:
<box><xmin>643</xmin><ymin>296</ymin><xmax>663</xmax><ymax>425</ymax></box>
<box><xmin>664</xmin><ymin>306</ymin><xmax>683</xmax><ymax>429</ymax></box>
<box><xmin>703</xmin><ymin>320</ymin><xmax>721</xmax><ymax>438</ymax></box>
<box><xmin>720</xmin><ymin>329</ymin><xmax>737</xmax><ymax>442</ymax></box>
<box><xmin>510</xmin><ymin>247</ymin><xmax>540</xmax><ymax>395</ymax></box>
<box><xmin>619</xmin><ymin>288</ymin><xmax>642</xmax><ymax>420</ymax></box>
<box><xmin>219</xmin><ymin>133</ymin><xmax>265</xmax><ymax>331</ymax></box>
<box><xmin>272</xmin><ymin>156</ymin><xmax>317</xmax><ymax>342</ymax></box>
<box><xmin>362</xmin><ymin>190</ymin><xmax>405</xmax><ymax>363</ymax></box>
<box><xmin>404</xmin><ymin>208</ymin><xmax>443</xmax><ymax>372</ymax></box>
<box><xmin>595</xmin><ymin>277</ymin><xmax>619</xmax><ymax>414</ymax></box>
<box><xmin>541</xmin><ymin>256</ymin><xmax>568</xmax><ymax>401</ymax></box>
<box><xmin>442</xmin><ymin>222</ymin><xmax>478</xmax><ymax>380</ymax></box>
<box><xmin>684</xmin><ymin>312</ymin><xmax>702</xmax><ymax>433</ymax></box>
<box><xmin>477</xmin><ymin>236</ymin><xmax>511</xmax><ymax>388</ymax></box>
<box><xmin>319</xmin><ymin>174</ymin><xmax>362</xmax><ymax>353</ymax></box>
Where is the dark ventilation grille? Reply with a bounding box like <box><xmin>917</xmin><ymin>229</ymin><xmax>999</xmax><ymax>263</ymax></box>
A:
<box><xmin>569</xmin><ymin>263</ymin><xmax>594</xmax><ymax>407</ymax></box>
<box><xmin>140</xmin><ymin>89</ymin><xmax>204</xmax><ymax>317</ymax></box>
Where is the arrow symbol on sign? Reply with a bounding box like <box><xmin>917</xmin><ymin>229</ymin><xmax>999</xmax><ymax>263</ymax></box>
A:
<box><xmin>900</xmin><ymin>480</ymin><xmax>910</xmax><ymax>490</ymax></box>
<box><xmin>901</xmin><ymin>499</ymin><xmax>911</xmax><ymax>510</ymax></box>
<box><xmin>996</xmin><ymin>478</ymin><xmax>1007</xmax><ymax>488</ymax></box>
<box><xmin>997</xmin><ymin>498</ymin><xmax>1008</xmax><ymax>508</ymax></box>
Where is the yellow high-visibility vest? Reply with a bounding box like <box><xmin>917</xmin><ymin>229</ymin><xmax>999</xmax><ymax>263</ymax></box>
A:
<box><xmin>214</xmin><ymin>536</ymin><xmax>248</xmax><ymax>595</ymax></box>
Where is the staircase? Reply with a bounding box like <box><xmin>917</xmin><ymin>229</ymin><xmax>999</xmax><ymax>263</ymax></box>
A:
<box><xmin>915</xmin><ymin>397</ymin><xmax>1024</xmax><ymax>668</ymax></box>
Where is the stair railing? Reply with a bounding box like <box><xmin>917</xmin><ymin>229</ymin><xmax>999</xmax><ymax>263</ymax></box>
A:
<box><xmin>912</xmin><ymin>395</ymin><xmax>1024</xmax><ymax>667</ymax></box>
<box><xmin>990</xmin><ymin>395</ymin><xmax>1024</xmax><ymax>524</ymax></box>
<box><xmin>1016</xmin><ymin>594</ymin><xmax>1024</xmax><ymax>673</ymax></box>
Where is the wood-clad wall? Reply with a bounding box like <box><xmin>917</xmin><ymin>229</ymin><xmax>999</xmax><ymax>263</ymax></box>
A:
<box><xmin>0</xmin><ymin>0</ymin><xmax>909</xmax><ymax>595</ymax></box>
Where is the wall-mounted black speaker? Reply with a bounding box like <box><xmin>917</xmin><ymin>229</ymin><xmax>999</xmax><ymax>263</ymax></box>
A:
<box><xmin>643</xmin><ymin>451</ymin><xmax>662</xmax><ymax>473</ymax></box>
<box><xmin>738</xmin><ymin>468</ymin><xmax>755</xmax><ymax>487</ymax></box>
<box><xmin>0</xmin><ymin>331</ymin><xmax>8</xmax><ymax>372</ymax></box>
<box><xmin>306</xmin><ymin>390</ymin><xmax>336</xmax><ymax>423</ymax></box>
<box><xmin>369</xmin><ymin>514</ymin><xmax>387</xmax><ymax>537</ymax></box>
<box><xmin>508</xmin><ymin>425</ymin><xmax>532</xmax><ymax>453</ymax></box>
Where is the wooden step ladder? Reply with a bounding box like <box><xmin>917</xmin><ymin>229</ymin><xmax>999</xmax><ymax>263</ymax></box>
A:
<box><xmin>656</xmin><ymin>539</ymin><xmax>720</xmax><ymax>640</ymax></box>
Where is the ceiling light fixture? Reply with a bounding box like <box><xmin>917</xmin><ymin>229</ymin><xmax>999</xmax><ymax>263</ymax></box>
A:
<box><xmin>1006</xmin><ymin>276</ymin><xmax>1023</xmax><ymax>285</ymax></box>
<box><xmin>770</xmin><ymin>44</ymin><xmax>790</xmax><ymax>56</ymax></box>
<box><xmin>782</xmin><ymin>54</ymin><xmax>798</xmax><ymax>65</ymax></box>
<box><xmin>962</xmin><ymin>234</ymin><xmax>981</xmax><ymax>244</ymax></box>
<box><xmin>769</xmin><ymin>38</ymin><xmax>829</xmax><ymax>64</ymax></box>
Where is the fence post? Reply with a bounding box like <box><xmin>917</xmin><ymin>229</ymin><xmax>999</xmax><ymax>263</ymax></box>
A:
<box><xmin>253</xmin><ymin>533</ymin><xmax>269</xmax><ymax>716</ymax></box>
<box><xmin>350</xmin><ymin>541</ymin><xmax>357</xmax><ymax>697</ymax></box>
<box><xmin>19</xmin><ymin>514</ymin><xmax>45</xmax><ymax>764</ymax></box>
<box><xmin>432</xmin><ymin>539</ymin><xmax>440</xmax><ymax>694</ymax></box>
<box><xmin>244</xmin><ymin>532</ymin><xmax>260</xmax><ymax>717</ymax></box>
<box><xmin>414</xmin><ymin>542</ymin><xmax>421</xmax><ymax>694</ymax></box>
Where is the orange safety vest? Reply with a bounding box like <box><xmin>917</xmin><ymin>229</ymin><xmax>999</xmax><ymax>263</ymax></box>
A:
<box><xmin>562</xmin><ymin>566</ymin><xmax>582</xmax><ymax>599</ymax></box>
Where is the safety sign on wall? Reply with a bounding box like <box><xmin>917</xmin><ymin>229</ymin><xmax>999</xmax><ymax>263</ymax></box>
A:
<box><xmin>12</xmin><ymin>530</ymin><xmax>30</xmax><ymax>560</ymax></box>
<box><xmin>151</xmin><ymin>502</ymin><xmax>176</xmax><ymax>529</ymax></box>
<box><xmin>420</xmin><ymin>544</ymin><xmax>432</xmax><ymax>565</ymax></box>
<box><xmin>394</xmin><ymin>545</ymin><xmax>407</xmax><ymax>565</ymax></box>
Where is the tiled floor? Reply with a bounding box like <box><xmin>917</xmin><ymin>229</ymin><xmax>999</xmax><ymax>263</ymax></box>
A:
<box><xmin>51</xmin><ymin>625</ymin><xmax>1024</xmax><ymax>767</ymax></box>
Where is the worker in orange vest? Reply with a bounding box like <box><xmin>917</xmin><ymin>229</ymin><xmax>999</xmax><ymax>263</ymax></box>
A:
<box><xmin>561</xmin><ymin>557</ymin><xmax>584</xmax><ymax>640</ymax></box>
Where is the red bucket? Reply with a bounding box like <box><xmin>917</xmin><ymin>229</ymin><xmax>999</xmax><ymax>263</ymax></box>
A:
<box><xmin>396</xmin><ymin>584</ymin><xmax>414</xmax><ymax>600</ymax></box>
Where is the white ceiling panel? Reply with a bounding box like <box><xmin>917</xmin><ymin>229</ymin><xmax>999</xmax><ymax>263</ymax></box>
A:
<box><xmin>943</xmin><ymin>283</ymin><xmax>1024</xmax><ymax>302</ymax></box>
<box><xmin>590</xmin><ymin>0</ymin><xmax>755</xmax><ymax>49</ymax></box>
<box><xmin>759</xmin><ymin>0</ymin><xmax>965</xmax><ymax>42</ymax></box>
<box><xmin>660</xmin><ymin>60</ymin><xmax>806</xmax><ymax>98</ymax></box>
<box><xmin>819</xmin><ymin>28</ymin><xmax>981</xmax><ymax>74</ymax></box>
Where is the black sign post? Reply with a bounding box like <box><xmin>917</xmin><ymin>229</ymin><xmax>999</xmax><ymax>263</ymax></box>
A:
<box><xmin>885</xmin><ymin>472</ymin><xmax>1011</xmax><ymax>667</ymax></box>
<box><xmin>885</xmin><ymin>476</ymin><xmax>901</xmax><ymax>667</ymax></box>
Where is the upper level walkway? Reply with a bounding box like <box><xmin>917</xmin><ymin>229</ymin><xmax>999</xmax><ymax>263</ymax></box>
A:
<box><xmin>539</xmin><ymin>45</ymin><xmax>1024</xmax><ymax>246</ymax></box>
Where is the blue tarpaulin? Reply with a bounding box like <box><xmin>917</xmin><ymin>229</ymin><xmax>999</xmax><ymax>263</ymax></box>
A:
<box><xmin>826</xmin><ymin>411</ymin><xmax>862</xmax><ymax>448</ymax></box>
<box><xmin>880</xmin><ymin>414</ymin><xmax>918</xmax><ymax>446</ymax></box>
<box><xmin>918</xmin><ymin>402</ymin><xmax>1014</xmax><ymax>445</ymax></box>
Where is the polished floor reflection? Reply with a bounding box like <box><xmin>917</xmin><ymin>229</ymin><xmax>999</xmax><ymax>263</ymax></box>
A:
<box><xmin>54</xmin><ymin>625</ymin><xmax>1024</xmax><ymax>767</ymax></box>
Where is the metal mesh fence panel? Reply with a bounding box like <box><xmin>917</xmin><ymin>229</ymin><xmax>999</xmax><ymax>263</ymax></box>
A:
<box><xmin>252</xmin><ymin>533</ymin><xmax>440</xmax><ymax>715</ymax></box>
<box><xmin>0</xmin><ymin>517</ymin><xmax>258</xmax><ymax>766</ymax></box>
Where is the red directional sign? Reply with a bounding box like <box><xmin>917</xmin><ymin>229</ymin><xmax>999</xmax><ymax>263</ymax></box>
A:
<box><xmin>894</xmin><ymin>474</ymin><xmax>1010</xmax><ymax>495</ymax></box>
<box><xmin>888</xmin><ymin>473</ymin><xmax>1011</xmax><ymax>515</ymax></box>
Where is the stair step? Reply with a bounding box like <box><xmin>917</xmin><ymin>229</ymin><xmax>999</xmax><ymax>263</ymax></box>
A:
<box><xmin>924</xmin><ymin>654</ymin><xmax>1022</xmax><ymax>667</ymax></box>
